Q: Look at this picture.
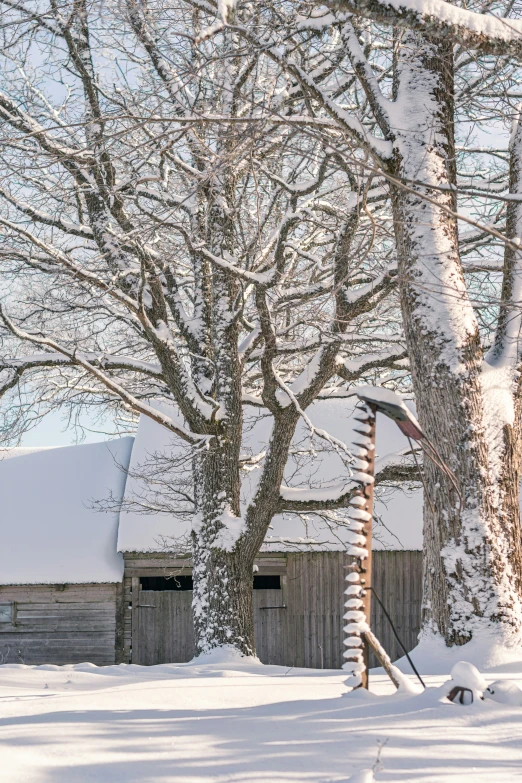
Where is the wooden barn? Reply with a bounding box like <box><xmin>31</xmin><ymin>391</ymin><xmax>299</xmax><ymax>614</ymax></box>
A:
<box><xmin>121</xmin><ymin>550</ymin><xmax>422</xmax><ymax>669</ymax></box>
<box><xmin>0</xmin><ymin>439</ymin><xmax>134</xmax><ymax>666</ymax></box>
<box><xmin>0</xmin><ymin>400</ymin><xmax>423</xmax><ymax>668</ymax></box>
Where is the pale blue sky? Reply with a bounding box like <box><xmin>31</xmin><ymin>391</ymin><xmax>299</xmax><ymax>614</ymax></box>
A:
<box><xmin>19</xmin><ymin>409</ymin><xmax>126</xmax><ymax>447</ymax></box>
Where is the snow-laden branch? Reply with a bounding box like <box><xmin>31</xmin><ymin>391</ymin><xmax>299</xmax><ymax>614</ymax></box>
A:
<box><xmin>0</xmin><ymin>216</ymin><xmax>140</xmax><ymax>312</ymax></box>
<box><xmin>330</xmin><ymin>0</ymin><xmax>522</xmax><ymax>56</ymax></box>
<box><xmin>0</xmin><ymin>307</ymin><xmax>208</xmax><ymax>446</ymax></box>
<box><xmin>0</xmin><ymin>187</ymin><xmax>94</xmax><ymax>239</ymax></box>
<box><xmin>278</xmin><ymin>458</ymin><xmax>419</xmax><ymax>512</ymax></box>
<box><xmin>0</xmin><ymin>353</ymin><xmax>163</xmax><ymax>377</ymax></box>
<box><xmin>339</xmin><ymin>19</ymin><xmax>393</xmax><ymax>138</ymax></box>
<box><xmin>338</xmin><ymin>349</ymin><xmax>408</xmax><ymax>380</ymax></box>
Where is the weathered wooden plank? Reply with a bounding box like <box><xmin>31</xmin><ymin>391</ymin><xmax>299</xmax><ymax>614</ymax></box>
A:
<box><xmin>125</xmin><ymin>550</ymin><xmax>422</xmax><ymax>670</ymax></box>
<box><xmin>367</xmin><ymin>551</ymin><xmax>423</xmax><ymax>667</ymax></box>
<box><xmin>131</xmin><ymin>576</ymin><xmax>140</xmax><ymax>664</ymax></box>
<box><xmin>15</xmin><ymin>603</ymin><xmax>116</xmax><ymax>614</ymax></box>
<box><xmin>0</xmin><ymin>582</ymin><xmax>118</xmax><ymax>665</ymax></box>
<box><xmin>0</xmin><ymin>585</ymin><xmax>116</xmax><ymax>603</ymax></box>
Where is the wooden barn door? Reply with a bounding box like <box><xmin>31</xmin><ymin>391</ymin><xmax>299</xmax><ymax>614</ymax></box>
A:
<box><xmin>132</xmin><ymin>573</ymin><xmax>287</xmax><ymax>665</ymax></box>
<box><xmin>253</xmin><ymin>583</ymin><xmax>286</xmax><ymax>664</ymax></box>
<box><xmin>133</xmin><ymin>584</ymin><xmax>195</xmax><ymax>665</ymax></box>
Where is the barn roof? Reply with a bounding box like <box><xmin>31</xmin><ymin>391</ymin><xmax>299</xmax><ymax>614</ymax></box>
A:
<box><xmin>117</xmin><ymin>399</ymin><xmax>422</xmax><ymax>554</ymax></box>
<box><xmin>0</xmin><ymin>438</ymin><xmax>133</xmax><ymax>584</ymax></box>
<box><xmin>0</xmin><ymin>397</ymin><xmax>422</xmax><ymax>586</ymax></box>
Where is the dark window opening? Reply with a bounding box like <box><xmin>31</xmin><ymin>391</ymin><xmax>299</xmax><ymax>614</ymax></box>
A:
<box><xmin>139</xmin><ymin>574</ymin><xmax>281</xmax><ymax>591</ymax></box>
<box><xmin>253</xmin><ymin>574</ymin><xmax>281</xmax><ymax>590</ymax></box>
<box><xmin>141</xmin><ymin>575</ymin><xmax>193</xmax><ymax>591</ymax></box>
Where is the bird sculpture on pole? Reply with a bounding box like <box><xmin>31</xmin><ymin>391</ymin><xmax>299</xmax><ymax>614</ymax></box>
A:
<box><xmin>343</xmin><ymin>386</ymin><xmax>458</xmax><ymax>690</ymax></box>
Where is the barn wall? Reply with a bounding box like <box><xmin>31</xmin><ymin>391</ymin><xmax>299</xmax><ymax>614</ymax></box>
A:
<box><xmin>283</xmin><ymin>550</ymin><xmax>423</xmax><ymax>668</ymax></box>
<box><xmin>0</xmin><ymin>552</ymin><xmax>421</xmax><ymax>668</ymax></box>
<box><xmin>370</xmin><ymin>550</ymin><xmax>424</xmax><ymax>665</ymax></box>
<box><xmin>123</xmin><ymin>550</ymin><xmax>423</xmax><ymax>669</ymax></box>
<box><xmin>0</xmin><ymin>583</ymin><xmax>120</xmax><ymax>666</ymax></box>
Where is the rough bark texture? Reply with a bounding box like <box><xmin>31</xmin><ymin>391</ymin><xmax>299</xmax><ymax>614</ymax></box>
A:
<box><xmin>389</xmin><ymin>32</ymin><xmax>522</xmax><ymax>646</ymax></box>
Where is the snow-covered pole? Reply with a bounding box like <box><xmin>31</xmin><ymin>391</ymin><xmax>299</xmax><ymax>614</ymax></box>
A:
<box><xmin>343</xmin><ymin>399</ymin><xmax>376</xmax><ymax>690</ymax></box>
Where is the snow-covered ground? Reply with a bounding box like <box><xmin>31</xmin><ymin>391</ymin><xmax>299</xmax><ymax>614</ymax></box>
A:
<box><xmin>2</xmin><ymin>651</ymin><xmax>522</xmax><ymax>782</ymax></box>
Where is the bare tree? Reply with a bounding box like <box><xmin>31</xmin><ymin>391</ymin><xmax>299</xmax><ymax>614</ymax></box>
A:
<box><xmin>0</xmin><ymin>0</ymin><xmax>405</xmax><ymax>657</ymax></box>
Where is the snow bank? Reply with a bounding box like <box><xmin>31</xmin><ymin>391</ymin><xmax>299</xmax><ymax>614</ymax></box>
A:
<box><xmin>2</xmin><ymin>662</ymin><xmax>522</xmax><ymax>783</ymax></box>
<box><xmin>394</xmin><ymin>629</ymin><xmax>522</xmax><ymax>675</ymax></box>
<box><xmin>188</xmin><ymin>645</ymin><xmax>262</xmax><ymax>666</ymax></box>
<box><xmin>0</xmin><ymin>438</ymin><xmax>133</xmax><ymax>584</ymax></box>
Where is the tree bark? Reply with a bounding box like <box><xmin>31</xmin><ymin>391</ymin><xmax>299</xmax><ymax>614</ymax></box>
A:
<box><xmin>390</xmin><ymin>32</ymin><xmax>522</xmax><ymax>646</ymax></box>
<box><xmin>192</xmin><ymin>440</ymin><xmax>256</xmax><ymax>656</ymax></box>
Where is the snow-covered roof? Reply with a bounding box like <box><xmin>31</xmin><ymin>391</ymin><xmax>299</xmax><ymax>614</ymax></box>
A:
<box><xmin>0</xmin><ymin>438</ymin><xmax>134</xmax><ymax>584</ymax></box>
<box><xmin>0</xmin><ymin>446</ymin><xmax>56</xmax><ymax>460</ymax></box>
<box><xmin>118</xmin><ymin>399</ymin><xmax>422</xmax><ymax>554</ymax></box>
<box><xmin>0</xmin><ymin>396</ymin><xmax>422</xmax><ymax>586</ymax></box>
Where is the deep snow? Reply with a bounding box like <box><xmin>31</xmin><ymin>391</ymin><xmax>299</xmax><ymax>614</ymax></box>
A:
<box><xmin>2</xmin><ymin>651</ymin><xmax>522</xmax><ymax>782</ymax></box>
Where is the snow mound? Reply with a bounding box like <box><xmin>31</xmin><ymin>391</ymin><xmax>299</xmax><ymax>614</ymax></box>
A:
<box><xmin>188</xmin><ymin>645</ymin><xmax>262</xmax><ymax>666</ymax></box>
<box><xmin>450</xmin><ymin>661</ymin><xmax>487</xmax><ymax>692</ymax></box>
<box><xmin>394</xmin><ymin>630</ymin><xmax>522</xmax><ymax>675</ymax></box>
<box><xmin>348</xmin><ymin>771</ymin><xmax>375</xmax><ymax>783</ymax></box>
<box><xmin>485</xmin><ymin>680</ymin><xmax>522</xmax><ymax>706</ymax></box>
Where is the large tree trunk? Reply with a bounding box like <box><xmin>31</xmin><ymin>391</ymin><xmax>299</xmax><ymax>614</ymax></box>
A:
<box><xmin>192</xmin><ymin>442</ymin><xmax>256</xmax><ymax>656</ymax></box>
<box><xmin>390</xmin><ymin>32</ymin><xmax>522</xmax><ymax>648</ymax></box>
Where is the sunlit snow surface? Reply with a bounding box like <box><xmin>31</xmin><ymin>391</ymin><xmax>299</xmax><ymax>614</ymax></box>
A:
<box><xmin>2</xmin><ymin>649</ymin><xmax>522</xmax><ymax>782</ymax></box>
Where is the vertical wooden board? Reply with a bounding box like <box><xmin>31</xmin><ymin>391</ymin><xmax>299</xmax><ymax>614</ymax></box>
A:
<box><xmin>280</xmin><ymin>575</ymin><xmax>289</xmax><ymax>665</ymax></box>
<box><xmin>301</xmin><ymin>554</ymin><xmax>311</xmax><ymax>667</ymax></box>
<box><xmin>122</xmin><ymin>577</ymin><xmax>132</xmax><ymax>663</ymax></box>
<box><xmin>181</xmin><ymin>592</ymin><xmax>195</xmax><ymax>661</ymax></box>
<box><xmin>330</xmin><ymin>552</ymin><xmax>342</xmax><ymax>669</ymax></box>
<box><xmin>337</xmin><ymin>551</ymin><xmax>346</xmax><ymax>669</ymax></box>
<box><xmin>135</xmin><ymin>590</ymin><xmax>195</xmax><ymax>665</ymax></box>
<box><xmin>411</xmin><ymin>551</ymin><xmax>423</xmax><ymax>651</ymax></box>
<box><xmin>253</xmin><ymin>589</ymin><xmax>285</xmax><ymax>664</ymax></box>
<box><xmin>329</xmin><ymin>553</ymin><xmax>339</xmax><ymax>668</ymax></box>
<box><xmin>366</xmin><ymin>551</ymin><xmax>423</xmax><ymax>666</ymax></box>
<box><xmin>131</xmin><ymin>577</ymin><xmax>140</xmax><ymax>665</ymax></box>
<box><xmin>114</xmin><ymin>581</ymin><xmax>125</xmax><ymax>664</ymax></box>
<box><xmin>287</xmin><ymin>554</ymin><xmax>304</xmax><ymax>668</ymax></box>
<box><xmin>137</xmin><ymin>590</ymin><xmax>155</xmax><ymax>665</ymax></box>
<box><xmin>253</xmin><ymin>590</ymin><xmax>266</xmax><ymax>662</ymax></box>
<box><xmin>283</xmin><ymin>557</ymin><xmax>296</xmax><ymax>667</ymax></box>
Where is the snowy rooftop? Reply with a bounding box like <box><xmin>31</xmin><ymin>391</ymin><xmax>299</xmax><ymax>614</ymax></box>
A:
<box><xmin>118</xmin><ymin>398</ymin><xmax>422</xmax><ymax>554</ymax></box>
<box><xmin>0</xmin><ymin>397</ymin><xmax>423</xmax><ymax>585</ymax></box>
<box><xmin>0</xmin><ymin>438</ymin><xmax>133</xmax><ymax>584</ymax></box>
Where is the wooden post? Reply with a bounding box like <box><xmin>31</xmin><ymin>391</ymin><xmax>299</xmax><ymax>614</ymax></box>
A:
<box><xmin>342</xmin><ymin>401</ymin><xmax>376</xmax><ymax>689</ymax></box>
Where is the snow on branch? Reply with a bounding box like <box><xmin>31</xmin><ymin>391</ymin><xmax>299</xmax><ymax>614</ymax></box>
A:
<box><xmin>0</xmin><ymin>353</ymin><xmax>163</xmax><ymax>377</ymax></box>
<box><xmin>330</xmin><ymin>0</ymin><xmax>522</xmax><ymax>55</ymax></box>
<box><xmin>0</xmin><ymin>187</ymin><xmax>94</xmax><ymax>239</ymax></box>
<box><xmin>278</xmin><ymin>457</ymin><xmax>419</xmax><ymax>512</ymax></box>
<box><xmin>279</xmin><ymin>479</ymin><xmax>372</xmax><ymax>510</ymax></box>
<box><xmin>0</xmin><ymin>308</ymin><xmax>209</xmax><ymax>446</ymax></box>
